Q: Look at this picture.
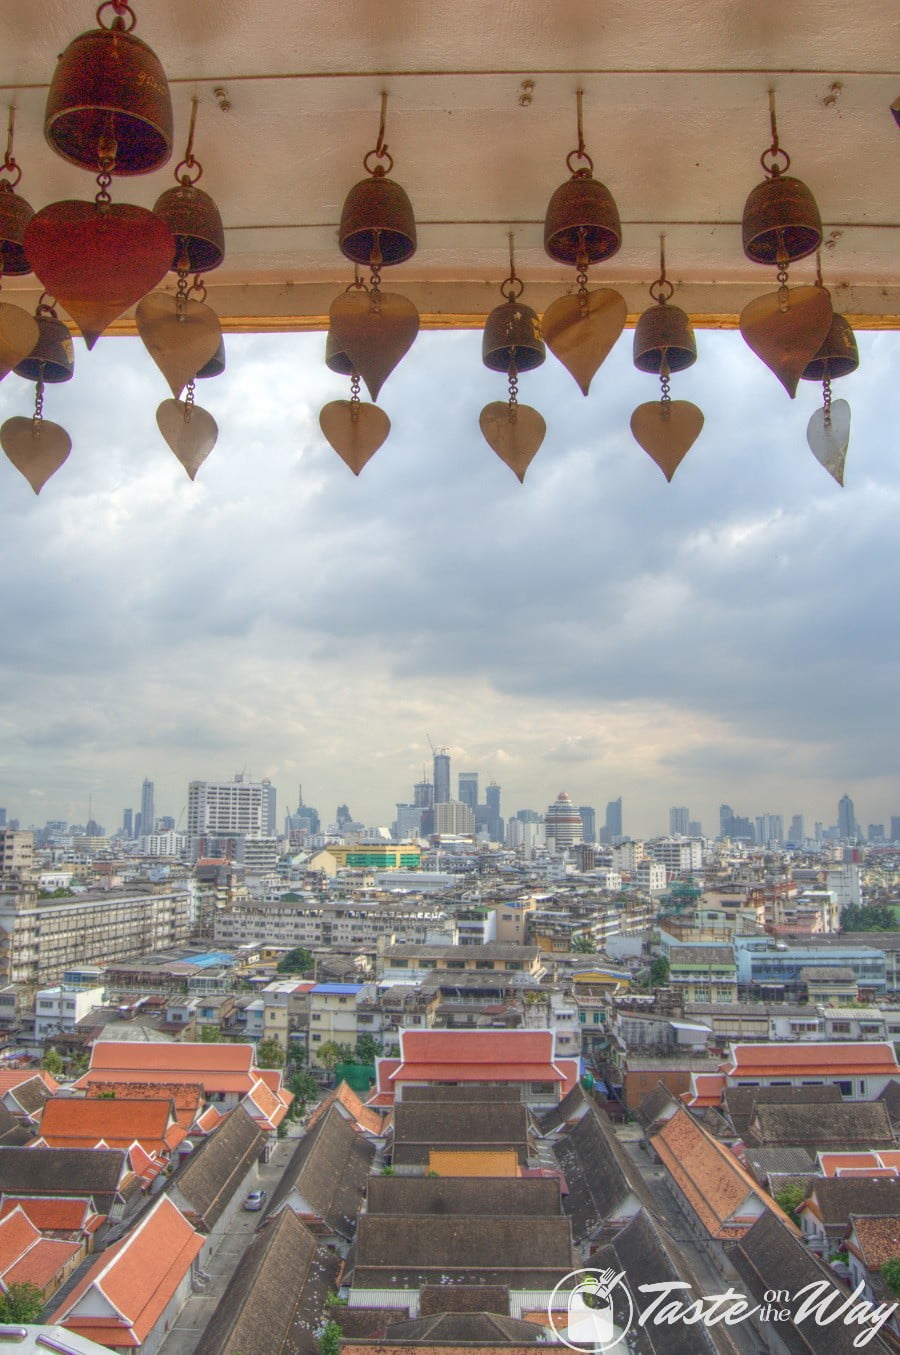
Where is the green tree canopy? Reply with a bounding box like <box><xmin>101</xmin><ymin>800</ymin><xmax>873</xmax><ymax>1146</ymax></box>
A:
<box><xmin>840</xmin><ymin>904</ymin><xmax>897</xmax><ymax>932</ymax></box>
<box><xmin>289</xmin><ymin>1070</ymin><xmax>319</xmax><ymax>1116</ymax></box>
<box><xmin>881</xmin><ymin>1256</ymin><xmax>900</xmax><ymax>1298</ymax></box>
<box><xmin>774</xmin><ymin>1182</ymin><xmax>808</xmax><ymax>1226</ymax></box>
<box><xmin>0</xmin><ymin>1283</ymin><xmax>44</xmax><ymax>1323</ymax></box>
<box><xmin>42</xmin><ymin>1047</ymin><xmax>64</xmax><ymax>1076</ymax></box>
<box><xmin>571</xmin><ymin>934</ymin><xmax>596</xmax><ymax>954</ymax></box>
<box><xmin>257</xmin><ymin>1035</ymin><xmax>286</xmax><ymax>1069</ymax></box>
<box><xmin>354</xmin><ymin>1033</ymin><xmax>381</xmax><ymax>1065</ymax></box>
<box><xmin>277</xmin><ymin>946</ymin><xmax>315</xmax><ymax>974</ymax></box>
<box><xmin>316</xmin><ymin>1041</ymin><xmax>343</xmax><ymax>1074</ymax></box>
<box><xmin>649</xmin><ymin>956</ymin><xmax>670</xmax><ymax>987</ymax></box>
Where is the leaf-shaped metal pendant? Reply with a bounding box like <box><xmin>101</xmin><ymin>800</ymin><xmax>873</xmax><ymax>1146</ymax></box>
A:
<box><xmin>24</xmin><ymin>201</ymin><xmax>175</xmax><ymax>349</ymax></box>
<box><xmin>739</xmin><ymin>285</ymin><xmax>833</xmax><ymax>398</ymax></box>
<box><xmin>156</xmin><ymin>399</ymin><xmax>218</xmax><ymax>480</ymax></box>
<box><xmin>1</xmin><ymin>415</ymin><xmax>71</xmax><ymax>493</ymax></box>
<box><xmin>328</xmin><ymin>290</ymin><xmax>419</xmax><ymax>401</ymax></box>
<box><xmin>807</xmin><ymin>398</ymin><xmax>850</xmax><ymax>486</ymax></box>
<box><xmin>630</xmin><ymin>400</ymin><xmax>704</xmax><ymax>481</ymax></box>
<box><xmin>0</xmin><ymin>304</ymin><xmax>40</xmax><ymax>383</ymax></box>
<box><xmin>479</xmin><ymin>401</ymin><xmax>546</xmax><ymax>482</ymax></box>
<box><xmin>319</xmin><ymin>400</ymin><xmax>390</xmax><ymax>476</ymax></box>
<box><xmin>136</xmin><ymin>293</ymin><xmax>222</xmax><ymax>398</ymax></box>
<box><xmin>541</xmin><ymin>288</ymin><xmax>627</xmax><ymax>395</ymax></box>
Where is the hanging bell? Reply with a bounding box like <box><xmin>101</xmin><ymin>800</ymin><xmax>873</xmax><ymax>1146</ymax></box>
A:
<box><xmin>482</xmin><ymin>299</ymin><xmax>545</xmax><ymax>373</ymax></box>
<box><xmin>196</xmin><ymin>337</ymin><xmax>225</xmax><ymax>380</ymax></box>
<box><xmin>633</xmin><ymin>301</ymin><xmax>697</xmax><ymax>374</ymax></box>
<box><xmin>0</xmin><ymin>181</ymin><xmax>33</xmax><ymax>275</ymax></box>
<box><xmin>742</xmin><ymin>173</ymin><xmax>822</xmax><ymax>265</ymax></box>
<box><xmin>14</xmin><ymin>308</ymin><xmax>75</xmax><ymax>384</ymax></box>
<box><xmin>325</xmin><ymin>327</ymin><xmax>355</xmax><ymax>376</ymax></box>
<box><xmin>339</xmin><ymin>171</ymin><xmax>416</xmax><ymax>267</ymax></box>
<box><xmin>800</xmin><ymin>313</ymin><xmax>859</xmax><ymax>382</ymax></box>
<box><xmin>544</xmin><ymin>171</ymin><xmax>621</xmax><ymax>265</ymax></box>
<box><xmin>153</xmin><ymin>183</ymin><xmax>225</xmax><ymax>274</ymax></box>
<box><xmin>44</xmin><ymin>3</ymin><xmax>173</xmax><ymax>175</ymax></box>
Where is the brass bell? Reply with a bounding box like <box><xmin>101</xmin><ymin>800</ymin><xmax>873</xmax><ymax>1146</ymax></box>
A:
<box><xmin>44</xmin><ymin>8</ymin><xmax>173</xmax><ymax>175</ymax></box>
<box><xmin>0</xmin><ymin>181</ymin><xmax>34</xmax><ymax>275</ymax></box>
<box><xmin>14</xmin><ymin>309</ymin><xmax>75</xmax><ymax>384</ymax></box>
<box><xmin>325</xmin><ymin>327</ymin><xmax>355</xmax><ymax>377</ymax></box>
<box><xmin>483</xmin><ymin>299</ymin><xmax>545</xmax><ymax>373</ymax></box>
<box><xmin>196</xmin><ymin>336</ymin><xmax>226</xmax><ymax>381</ymax></box>
<box><xmin>633</xmin><ymin>301</ymin><xmax>697</xmax><ymax>374</ymax></box>
<box><xmin>742</xmin><ymin>174</ymin><xmax>822</xmax><ymax>265</ymax></box>
<box><xmin>544</xmin><ymin>171</ymin><xmax>622</xmax><ymax>265</ymax></box>
<box><xmin>153</xmin><ymin>183</ymin><xmax>225</xmax><ymax>274</ymax></box>
<box><xmin>801</xmin><ymin>313</ymin><xmax>859</xmax><ymax>382</ymax></box>
<box><xmin>339</xmin><ymin>171</ymin><xmax>417</xmax><ymax>267</ymax></box>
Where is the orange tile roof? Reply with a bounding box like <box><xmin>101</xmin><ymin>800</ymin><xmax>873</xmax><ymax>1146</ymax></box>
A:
<box><xmin>86</xmin><ymin>1081</ymin><xmax>204</xmax><ymax>1130</ymax></box>
<box><xmin>0</xmin><ymin>1207</ymin><xmax>40</xmax><ymax>1271</ymax></box>
<box><xmin>74</xmin><ymin>1042</ymin><xmax>259</xmax><ymax>1095</ymax></box>
<box><xmin>0</xmin><ymin>1070</ymin><xmax>59</xmax><ymax>1096</ymax></box>
<box><xmin>0</xmin><ymin>1196</ymin><xmax>93</xmax><ymax>1232</ymax></box>
<box><xmin>428</xmin><ymin>1150</ymin><xmax>521</xmax><ymax>1176</ymax></box>
<box><xmin>848</xmin><ymin>1215</ymin><xmax>900</xmax><ymax>1270</ymax></box>
<box><xmin>723</xmin><ymin>1042</ymin><xmax>900</xmax><ymax>1078</ymax></box>
<box><xmin>399</xmin><ymin>1029</ymin><xmax>556</xmax><ymax>1065</ymax></box>
<box><xmin>819</xmin><ymin>1152</ymin><xmax>883</xmax><ymax>1176</ymax></box>
<box><xmin>39</xmin><ymin>1098</ymin><xmax>186</xmax><ymax>1154</ymax></box>
<box><xmin>51</xmin><ymin>1196</ymin><xmax>204</xmax><ymax>1346</ymax></box>
<box><xmin>684</xmin><ymin>1073</ymin><xmax>727</xmax><ymax>1108</ymax></box>
<box><xmin>651</xmin><ymin>1107</ymin><xmax>798</xmax><ymax>1240</ymax></box>
<box><xmin>193</xmin><ymin>1105</ymin><xmax>226</xmax><ymax>1134</ymax></box>
<box><xmin>4</xmin><ymin>1235</ymin><xmax>81</xmax><ymax>1289</ymax></box>
<box><xmin>244</xmin><ymin>1077</ymin><xmax>288</xmax><ymax>1131</ymax></box>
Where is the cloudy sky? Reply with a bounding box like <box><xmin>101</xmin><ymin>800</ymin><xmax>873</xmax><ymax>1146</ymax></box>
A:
<box><xmin>0</xmin><ymin>318</ymin><xmax>896</xmax><ymax>839</ymax></box>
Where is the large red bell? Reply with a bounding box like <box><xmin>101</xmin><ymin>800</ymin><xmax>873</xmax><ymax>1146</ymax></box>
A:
<box><xmin>153</xmin><ymin>182</ymin><xmax>225</xmax><ymax>274</ymax></box>
<box><xmin>0</xmin><ymin>181</ymin><xmax>34</xmax><ymax>275</ymax></box>
<box><xmin>44</xmin><ymin>3</ymin><xmax>173</xmax><ymax>175</ymax></box>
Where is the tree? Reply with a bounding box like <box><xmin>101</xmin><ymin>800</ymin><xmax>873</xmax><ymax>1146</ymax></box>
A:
<box><xmin>199</xmin><ymin>1024</ymin><xmax>227</xmax><ymax>1043</ymax></box>
<box><xmin>277</xmin><ymin>946</ymin><xmax>315</xmax><ymax>975</ymax></box>
<box><xmin>571</xmin><ymin>934</ymin><xmax>596</xmax><ymax>954</ymax></box>
<box><xmin>257</xmin><ymin>1036</ymin><xmax>285</xmax><ymax>1069</ymax></box>
<box><xmin>354</xmin><ymin>1033</ymin><xmax>381</xmax><ymax>1065</ymax></box>
<box><xmin>42</xmin><ymin>1047</ymin><xmax>64</xmax><ymax>1076</ymax></box>
<box><xmin>840</xmin><ymin>904</ymin><xmax>897</xmax><ymax>932</ymax></box>
<box><xmin>318</xmin><ymin>1321</ymin><xmax>342</xmax><ymax>1355</ymax></box>
<box><xmin>774</xmin><ymin>1182</ymin><xmax>808</xmax><ymax>1226</ymax></box>
<box><xmin>289</xmin><ymin>1071</ymin><xmax>319</xmax><ymax>1116</ymax></box>
<box><xmin>648</xmin><ymin>956</ymin><xmax>670</xmax><ymax>987</ymax></box>
<box><xmin>316</xmin><ymin>1041</ymin><xmax>342</xmax><ymax>1075</ymax></box>
<box><xmin>0</xmin><ymin>1283</ymin><xmax>44</xmax><ymax>1323</ymax></box>
<box><xmin>881</xmin><ymin>1257</ymin><xmax>900</xmax><ymax>1298</ymax></box>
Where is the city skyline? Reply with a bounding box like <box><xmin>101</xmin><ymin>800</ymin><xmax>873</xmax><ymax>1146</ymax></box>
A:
<box><xmin>0</xmin><ymin>329</ymin><xmax>896</xmax><ymax>838</ymax></box>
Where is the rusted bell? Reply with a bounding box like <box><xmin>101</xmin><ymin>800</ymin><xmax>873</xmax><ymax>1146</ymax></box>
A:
<box><xmin>196</xmin><ymin>336</ymin><xmax>226</xmax><ymax>380</ymax></box>
<box><xmin>0</xmin><ymin>182</ymin><xmax>34</xmax><ymax>275</ymax></box>
<box><xmin>800</xmin><ymin>313</ymin><xmax>859</xmax><ymax>382</ymax></box>
<box><xmin>483</xmin><ymin>299</ymin><xmax>545</xmax><ymax>373</ymax></box>
<box><xmin>325</xmin><ymin>326</ymin><xmax>355</xmax><ymax>376</ymax></box>
<box><xmin>633</xmin><ymin>302</ymin><xmax>697</xmax><ymax>374</ymax></box>
<box><xmin>742</xmin><ymin>174</ymin><xmax>822</xmax><ymax>265</ymax></box>
<box><xmin>544</xmin><ymin>172</ymin><xmax>621</xmax><ymax>265</ymax></box>
<box><xmin>153</xmin><ymin>183</ymin><xmax>225</xmax><ymax>274</ymax></box>
<box><xmin>14</xmin><ymin>310</ymin><xmax>75</xmax><ymax>384</ymax></box>
<box><xmin>44</xmin><ymin>11</ymin><xmax>173</xmax><ymax>175</ymax></box>
<box><xmin>339</xmin><ymin>172</ymin><xmax>416</xmax><ymax>267</ymax></box>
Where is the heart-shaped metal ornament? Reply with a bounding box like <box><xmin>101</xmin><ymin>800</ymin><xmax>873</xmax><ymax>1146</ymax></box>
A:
<box><xmin>1</xmin><ymin>416</ymin><xmax>71</xmax><ymax>493</ymax></box>
<box><xmin>541</xmin><ymin>288</ymin><xmax>627</xmax><ymax>395</ymax></box>
<box><xmin>319</xmin><ymin>400</ymin><xmax>390</xmax><ymax>476</ymax></box>
<box><xmin>739</xmin><ymin>285</ymin><xmax>833</xmax><ymax>398</ymax></box>
<box><xmin>24</xmin><ymin>201</ymin><xmax>175</xmax><ymax>348</ymax></box>
<box><xmin>136</xmin><ymin>293</ymin><xmax>222</xmax><ymax>398</ymax></box>
<box><xmin>328</xmin><ymin>290</ymin><xmax>419</xmax><ymax>401</ymax></box>
<box><xmin>156</xmin><ymin>399</ymin><xmax>218</xmax><ymax>480</ymax></box>
<box><xmin>479</xmin><ymin>402</ymin><xmax>546</xmax><ymax>483</ymax></box>
<box><xmin>0</xmin><ymin>304</ymin><xmax>40</xmax><ymax>383</ymax></box>
<box><xmin>807</xmin><ymin>398</ymin><xmax>850</xmax><ymax>486</ymax></box>
<box><xmin>630</xmin><ymin>400</ymin><xmax>704</xmax><ymax>481</ymax></box>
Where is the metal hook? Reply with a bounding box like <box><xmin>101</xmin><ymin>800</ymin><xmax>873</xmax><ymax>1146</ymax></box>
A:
<box><xmin>375</xmin><ymin>90</ymin><xmax>388</xmax><ymax>157</ymax></box>
<box><xmin>184</xmin><ymin>96</ymin><xmax>199</xmax><ymax>164</ymax></box>
<box><xmin>815</xmin><ymin>248</ymin><xmax>823</xmax><ymax>288</ymax></box>
<box><xmin>768</xmin><ymin>87</ymin><xmax>780</xmax><ymax>154</ymax></box>
<box><xmin>576</xmin><ymin>88</ymin><xmax>585</xmax><ymax>157</ymax></box>
<box><xmin>4</xmin><ymin>106</ymin><xmax>14</xmax><ymax>166</ymax></box>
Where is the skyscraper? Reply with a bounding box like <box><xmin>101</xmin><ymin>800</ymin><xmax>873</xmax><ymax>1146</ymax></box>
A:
<box><xmin>545</xmin><ymin>792</ymin><xmax>583</xmax><ymax>854</ymax></box>
<box><xmin>605</xmin><ymin>797</ymin><xmax>622</xmax><ymax>839</ymax></box>
<box><xmin>669</xmin><ymin>806</ymin><xmax>690</xmax><ymax>836</ymax></box>
<box><xmin>789</xmin><ymin>814</ymin><xmax>805</xmax><ymax>843</ymax></box>
<box><xmin>458</xmin><ymin>772</ymin><xmax>478</xmax><ymax>811</ymax></box>
<box><xmin>413</xmin><ymin>780</ymin><xmax>434</xmax><ymax>809</ymax></box>
<box><xmin>578</xmin><ymin>805</ymin><xmax>596</xmax><ymax>843</ymax></box>
<box><xmin>838</xmin><ymin>794</ymin><xmax>856</xmax><ymax>840</ymax></box>
<box><xmin>433</xmin><ymin>750</ymin><xmax>451</xmax><ymax>806</ymax></box>
<box><xmin>486</xmin><ymin>781</ymin><xmax>502</xmax><ymax>843</ymax></box>
<box><xmin>122</xmin><ymin>808</ymin><xmax>133</xmax><ymax>837</ymax></box>
<box><xmin>187</xmin><ymin>774</ymin><xmax>277</xmax><ymax>855</ymax></box>
<box><xmin>140</xmin><ymin>779</ymin><xmax>155</xmax><ymax>838</ymax></box>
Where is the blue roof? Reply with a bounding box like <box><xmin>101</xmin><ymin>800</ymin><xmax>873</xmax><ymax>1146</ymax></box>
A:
<box><xmin>311</xmin><ymin>983</ymin><xmax>363</xmax><ymax>995</ymax></box>
<box><xmin>190</xmin><ymin>951</ymin><xmax>236</xmax><ymax>968</ymax></box>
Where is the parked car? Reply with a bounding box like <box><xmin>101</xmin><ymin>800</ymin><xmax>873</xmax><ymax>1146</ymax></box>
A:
<box><xmin>243</xmin><ymin>1188</ymin><xmax>266</xmax><ymax>1211</ymax></box>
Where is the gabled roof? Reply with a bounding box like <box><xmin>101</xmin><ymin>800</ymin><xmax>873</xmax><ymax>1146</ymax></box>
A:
<box><xmin>0</xmin><ymin>1196</ymin><xmax>97</xmax><ymax>1233</ymax></box>
<box><xmin>723</xmin><ymin>1083</ymin><xmax>842</xmax><ymax>1137</ymax></box>
<box><xmin>38</xmin><ymin>1098</ymin><xmax>186</xmax><ymax>1154</ymax></box>
<box><xmin>170</xmin><ymin>1105</ymin><xmax>265</xmax><ymax>1232</ymax></box>
<box><xmin>725</xmin><ymin>1212</ymin><xmax>895</xmax><ymax>1355</ymax></box>
<box><xmin>0</xmin><ymin>1070</ymin><xmax>59</xmax><ymax>1099</ymax></box>
<box><xmin>0</xmin><ymin>1103</ymin><xmax>34</xmax><ymax>1147</ymax></box>
<box><xmin>847</xmin><ymin>1214</ymin><xmax>900</xmax><ymax>1271</ymax></box>
<box><xmin>194</xmin><ymin>1209</ymin><xmax>339</xmax><ymax>1355</ymax></box>
<box><xmin>381</xmin><ymin>1312</ymin><xmax>547</xmax><ymax>1343</ymax></box>
<box><xmin>4</xmin><ymin>1075</ymin><xmax>55</xmax><ymax>1120</ymax></box>
<box><xmin>800</xmin><ymin>1177</ymin><xmax>900</xmax><ymax>1230</ymax></box>
<box><xmin>651</xmin><ymin>1107</ymin><xmax>797</xmax><ymax>1240</ymax></box>
<box><xmin>390</xmin><ymin>1100</ymin><xmax>531</xmax><ymax>1168</ymax></box>
<box><xmin>74</xmin><ymin>1042</ymin><xmax>260</xmax><ymax>1095</ymax></box>
<box><xmin>722</xmin><ymin>1042</ymin><xmax>900</xmax><ymax>1078</ymax></box>
<box><xmin>536</xmin><ymin>1081</ymin><xmax>594</xmax><ymax>1134</ymax></box>
<box><xmin>388</xmin><ymin>1028</ymin><xmax>568</xmax><ymax>1085</ymax></box>
<box><xmin>86</xmin><ymin>1081</ymin><xmax>204</xmax><ymax>1131</ymax></box>
<box><xmin>50</xmin><ymin>1196</ymin><xmax>204</xmax><ymax>1347</ymax></box>
<box><xmin>244</xmin><ymin>1077</ymin><xmax>290</xmax><ymax>1132</ymax></box>
<box><xmin>364</xmin><ymin>1175</ymin><xmax>562</xmax><ymax>1217</ymax></box>
<box><xmin>746</xmin><ymin>1101</ymin><xmax>895</xmax><ymax>1149</ymax></box>
<box><xmin>307</xmin><ymin>1081</ymin><xmax>383</xmax><ymax>1136</ymax></box>
<box><xmin>635</xmin><ymin>1081</ymin><xmax>683</xmax><ymax>1133</ymax></box>
<box><xmin>0</xmin><ymin>1148</ymin><xmax>130</xmax><ymax>1211</ymax></box>
<box><xmin>265</xmin><ymin>1105</ymin><xmax>374</xmax><ymax>1238</ymax></box>
<box><xmin>819</xmin><ymin>1149</ymin><xmax>900</xmax><ymax>1178</ymax></box>
<box><xmin>553</xmin><ymin>1105</ymin><xmax>654</xmax><ymax>1243</ymax></box>
<box><xmin>0</xmin><ymin>1205</ymin><xmax>82</xmax><ymax>1292</ymax></box>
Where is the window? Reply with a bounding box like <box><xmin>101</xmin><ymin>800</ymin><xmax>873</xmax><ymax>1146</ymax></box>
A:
<box><xmin>833</xmin><ymin>1081</ymin><xmax>852</xmax><ymax>1096</ymax></box>
<box><xmin>831</xmin><ymin>1021</ymin><xmax>851</xmax><ymax>1033</ymax></box>
<box><xmin>311</xmin><ymin>1013</ymin><xmax>321</xmax><ymax>1021</ymax></box>
<box><xmin>311</xmin><ymin>1033</ymin><xmax>321</xmax><ymax>1042</ymax></box>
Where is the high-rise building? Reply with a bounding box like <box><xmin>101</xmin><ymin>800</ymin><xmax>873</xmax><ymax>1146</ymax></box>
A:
<box><xmin>458</xmin><ymin>772</ymin><xmax>478</xmax><ymax>810</ymax></box>
<box><xmin>545</xmin><ymin>792</ymin><xmax>583</xmax><ymax>854</ymax></box>
<box><xmin>485</xmin><ymin>781</ymin><xmax>502</xmax><ymax>843</ymax></box>
<box><xmin>687</xmin><ymin>820</ymin><xmax>702</xmax><ymax>838</ymax></box>
<box><xmin>435</xmin><ymin>800</ymin><xmax>475</xmax><ymax>836</ymax></box>
<box><xmin>433</xmin><ymin>750</ymin><xmax>451</xmax><ymax>807</ymax></box>
<box><xmin>122</xmin><ymin>808</ymin><xmax>133</xmax><ymax>837</ymax></box>
<box><xmin>755</xmin><ymin>813</ymin><xmax>783</xmax><ymax>845</ymax></box>
<box><xmin>605</xmin><ymin>797</ymin><xmax>622</xmax><ymax>839</ymax></box>
<box><xmin>0</xmin><ymin>809</ymin><xmax>7</xmax><ymax>828</ymax></box>
<box><xmin>788</xmin><ymin>814</ymin><xmax>805</xmax><ymax>842</ymax></box>
<box><xmin>187</xmin><ymin>774</ymin><xmax>277</xmax><ymax>853</ymax></box>
<box><xmin>669</xmin><ymin>806</ymin><xmax>690</xmax><ymax>836</ymax></box>
<box><xmin>140</xmin><ymin>779</ymin><xmax>155</xmax><ymax>838</ymax></box>
<box><xmin>891</xmin><ymin>817</ymin><xmax>900</xmax><ymax>843</ymax></box>
<box><xmin>578</xmin><ymin>806</ymin><xmax>596</xmax><ymax>843</ymax></box>
<box><xmin>413</xmin><ymin>780</ymin><xmax>434</xmax><ymax>809</ymax></box>
<box><xmin>838</xmin><ymin>794</ymin><xmax>856</xmax><ymax>840</ymax></box>
<box><xmin>394</xmin><ymin>804</ymin><xmax>422</xmax><ymax>839</ymax></box>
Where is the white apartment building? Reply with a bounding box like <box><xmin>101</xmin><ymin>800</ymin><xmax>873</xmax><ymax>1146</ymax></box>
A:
<box><xmin>647</xmin><ymin>838</ymin><xmax>703</xmax><ymax>873</ymax></box>
<box><xmin>434</xmin><ymin>801</ymin><xmax>475</xmax><ymax>836</ymax></box>
<box><xmin>0</xmin><ymin>830</ymin><xmax>34</xmax><ymax>882</ymax></box>
<box><xmin>187</xmin><ymin>775</ymin><xmax>277</xmax><ymax>845</ymax></box>
<box><xmin>635</xmin><ymin>859</ymin><xmax>667</xmax><ymax>893</ymax></box>
<box><xmin>34</xmin><ymin>983</ymin><xmax>106</xmax><ymax>1040</ymax></box>
<box><xmin>308</xmin><ymin>983</ymin><xmax>363</xmax><ymax>1065</ymax></box>
<box><xmin>612</xmin><ymin>840</ymin><xmax>645</xmax><ymax>873</ymax></box>
<box><xmin>214</xmin><ymin>898</ymin><xmax>450</xmax><ymax>951</ymax></box>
